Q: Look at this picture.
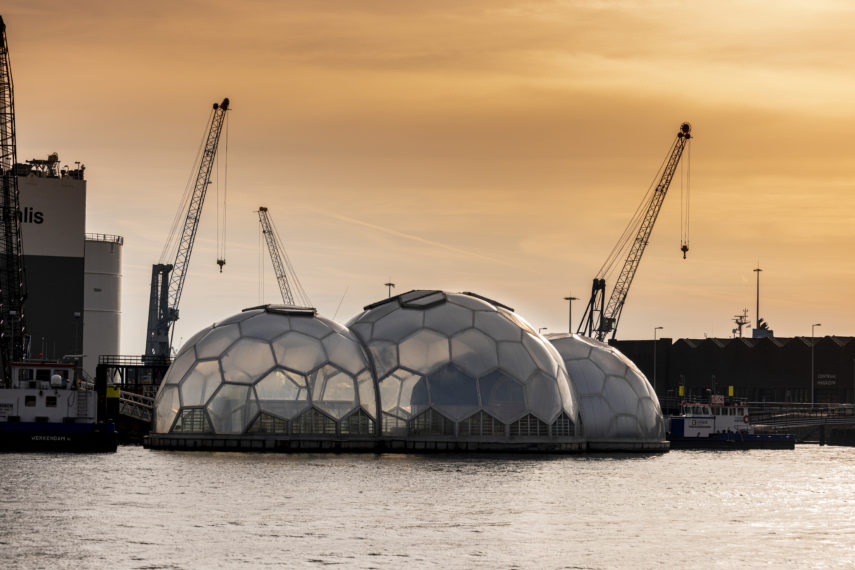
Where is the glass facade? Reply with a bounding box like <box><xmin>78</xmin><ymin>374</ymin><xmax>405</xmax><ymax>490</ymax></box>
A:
<box><xmin>347</xmin><ymin>291</ymin><xmax>581</xmax><ymax>440</ymax></box>
<box><xmin>548</xmin><ymin>333</ymin><xmax>665</xmax><ymax>443</ymax></box>
<box><xmin>153</xmin><ymin>306</ymin><xmax>377</xmax><ymax>437</ymax></box>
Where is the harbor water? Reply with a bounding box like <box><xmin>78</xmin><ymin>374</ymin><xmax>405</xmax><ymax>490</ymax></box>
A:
<box><xmin>1</xmin><ymin>445</ymin><xmax>854</xmax><ymax>568</ymax></box>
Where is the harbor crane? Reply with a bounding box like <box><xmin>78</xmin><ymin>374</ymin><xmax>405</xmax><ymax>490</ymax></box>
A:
<box><xmin>0</xmin><ymin>16</ymin><xmax>27</xmax><ymax>378</ymax></box>
<box><xmin>144</xmin><ymin>98</ymin><xmax>229</xmax><ymax>359</ymax></box>
<box><xmin>578</xmin><ymin>122</ymin><xmax>692</xmax><ymax>341</ymax></box>
<box><xmin>257</xmin><ymin>206</ymin><xmax>310</xmax><ymax>307</ymax></box>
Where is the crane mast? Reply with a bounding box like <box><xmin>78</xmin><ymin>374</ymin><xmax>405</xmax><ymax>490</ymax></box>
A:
<box><xmin>145</xmin><ymin>98</ymin><xmax>229</xmax><ymax>358</ymax></box>
<box><xmin>0</xmin><ymin>16</ymin><xmax>26</xmax><ymax>379</ymax></box>
<box><xmin>578</xmin><ymin>122</ymin><xmax>692</xmax><ymax>341</ymax></box>
<box><xmin>257</xmin><ymin>206</ymin><xmax>310</xmax><ymax>307</ymax></box>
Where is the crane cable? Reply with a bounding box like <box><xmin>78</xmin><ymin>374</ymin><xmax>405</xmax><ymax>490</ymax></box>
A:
<box><xmin>680</xmin><ymin>140</ymin><xmax>691</xmax><ymax>256</ymax></box>
<box><xmin>270</xmin><ymin>219</ymin><xmax>312</xmax><ymax>307</ymax></box>
<box><xmin>159</xmin><ymin>105</ymin><xmax>216</xmax><ymax>264</ymax></box>
<box><xmin>596</xmin><ymin>138</ymin><xmax>674</xmax><ymax>280</ymax></box>
<box><xmin>216</xmin><ymin>115</ymin><xmax>229</xmax><ymax>270</ymax></box>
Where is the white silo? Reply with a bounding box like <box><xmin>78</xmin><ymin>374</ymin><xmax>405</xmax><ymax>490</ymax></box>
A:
<box><xmin>83</xmin><ymin>234</ymin><xmax>123</xmax><ymax>378</ymax></box>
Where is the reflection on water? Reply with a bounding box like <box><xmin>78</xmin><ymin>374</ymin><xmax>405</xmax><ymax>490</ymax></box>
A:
<box><xmin>1</xmin><ymin>446</ymin><xmax>854</xmax><ymax>568</ymax></box>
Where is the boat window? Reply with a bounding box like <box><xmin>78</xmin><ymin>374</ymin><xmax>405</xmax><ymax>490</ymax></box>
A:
<box><xmin>24</xmin><ymin>395</ymin><xmax>36</xmax><ymax>407</ymax></box>
<box><xmin>35</xmin><ymin>369</ymin><xmax>51</xmax><ymax>382</ymax></box>
<box><xmin>17</xmin><ymin>368</ymin><xmax>33</xmax><ymax>382</ymax></box>
<box><xmin>46</xmin><ymin>396</ymin><xmax>57</xmax><ymax>407</ymax></box>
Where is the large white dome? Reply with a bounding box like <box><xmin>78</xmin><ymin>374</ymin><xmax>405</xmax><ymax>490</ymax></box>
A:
<box><xmin>548</xmin><ymin>333</ymin><xmax>667</xmax><ymax>450</ymax></box>
<box><xmin>153</xmin><ymin>305</ymin><xmax>377</xmax><ymax>438</ymax></box>
<box><xmin>347</xmin><ymin>290</ymin><xmax>582</xmax><ymax>447</ymax></box>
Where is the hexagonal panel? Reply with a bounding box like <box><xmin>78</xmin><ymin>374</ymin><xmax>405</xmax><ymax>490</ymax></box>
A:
<box><xmin>427</xmin><ymin>363</ymin><xmax>478</xmax><ymax>421</ymax></box>
<box><xmin>423</xmin><ymin>302</ymin><xmax>473</xmax><ymax>336</ymax></box>
<box><xmin>256</xmin><ymin>368</ymin><xmax>308</xmax><ymax>402</ymax></box>
<box><xmin>163</xmin><ymin>348</ymin><xmax>196</xmax><ymax>386</ymax></box>
<box><xmin>272</xmin><ymin>331</ymin><xmax>327</xmax><ymax>373</ymax></box>
<box><xmin>196</xmin><ymin>324</ymin><xmax>241</xmax><ymax>359</ymax></box>
<box><xmin>400</xmin><ymin>372</ymin><xmax>430</xmax><ymax>417</ymax></box>
<box><xmin>637</xmin><ymin>397</ymin><xmax>663</xmax><ymax>438</ymax></box>
<box><xmin>357</xmin><ymin>370</ymin><xmax>377</xmax><ymax>418</ymax></box>
<box><xmin>155</xmin><ymin>386</ymin><xmax>180</xmax><ymax>433</ymax></box>
<box><xmin>451</xmin><ymin>329</ymin><xmax>498</xmax><ymax>377</ymax></box>
<box><xmin>255</xmin><ymin>369</ymin><xmax>311</xmax><ymax>420</ymax></box>
<box><xmin>399</xmin><ymin>329</ymin><xmax>450</xmax><ymax>373</ymax></box>
<box><xmin>221</xmin><ymin>338</ymin><xmax>276</xmax><ymax>383</ymax></box>
<box><xmin>525</xmin><ymin>371</ymin><xmax>561</xmax><ymax>423</ymax></box>
<box><xmin>175</xmin><ymin>325</ymin><xmax>213</xmax><ymax>358</ymax></box>
<box><xmin>564</xmin><ymin>358</ymin><xmax>607</xmax><ymax>395</ymax></box>
<box><xmin>207</xmin><ymin>384</ymin><xmax>251</xmax><ymax>434</ymax></box>
<box><xmin>549</xmin><ymin>335</ymin><xmax>592</xmax><ymax>361</ymax></box>
<box><xmin>580</xmin><ymin>394</ymin><xmax>613</xmax><ymax>438</ymax></box>
<box><xmin>240</xmin><ymin>312</ymin><xmax>290</xmax><ymax>340</ymax></box>
<box><xmin>322</xmin><ymin>332</ymin><xmax>368</xmax><ymax>376</ymax></box>
<box><xmin>310</xmin><ymin>365</ymin><xmax>357</xmax><ymax>419</ymax></box>
<box><xmin>497</xmin><ymin>341</ymin><xmax>537</xmax><ymax>382</ymax></box>
<box><xmin>478</xmin><ymin>370</ymin><xmax>526</xmax><ymax>423</ymax></box>
<box><xmin>602</xmin><ymin>375</ymin><xmax>639</xmax><ymax>416</ymax></box>
<box><xmin>474</xmin><ymin>311</ymin><xmax>522</xmax><ymax>342</ymax></box>
<box><xmin>589</xmin><ymin>346</ymin><xmax>628</xmax><ymax>377</ymax></box>
<box><xmin>180</xmin><ymin>360</ymin><xmax>222</xmax><ymax>407</ymax></box>
<box><xmin>613</xmin><ymin>414</ymin><xmax>641</xmax><ymax>438</ymax></box>
<box><xmin>368</xmin><ymin>341</ymin><xmax>398</xmax><ymax>378</ymax></box>
<box><xmin>290</xmin><ymin>316</ymin><xmax>334</xmax><ymax>339</ymax></box>
<box><xmin>522</xmin><ymin>333</ymin><xmax>558</xmax><ymax>376</ymax></box>
<box><xmin>373</xmin><ymin>309</ymin><xmax>424</xmax><ymax>341</ymax></box>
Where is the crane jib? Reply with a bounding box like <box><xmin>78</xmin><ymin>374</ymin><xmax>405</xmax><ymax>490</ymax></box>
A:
<box><xmin>577</xmin><ymin>123</ymin><xmax>692</xmax><ymax>341</ymax></box>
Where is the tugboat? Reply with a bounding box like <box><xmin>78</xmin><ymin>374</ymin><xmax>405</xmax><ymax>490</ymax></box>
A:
<box><xmin>0</xmin><ymin>359</ymin><xmax>117</xmax><ymax>452</ymax></box>
<box><xmin>667</xmin><ymin>400</ymin><xmax>795</xmax><ymax>450</ymax></box>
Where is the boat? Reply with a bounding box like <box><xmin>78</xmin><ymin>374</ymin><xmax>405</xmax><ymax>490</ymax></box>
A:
<box><xmin>0</xmin><ymin>359</ymin><xmax>117</xmax><ymax>452</ymax></box>
<box><xmin>667</xmin><ymin>400</ymin><xmax>795</xmax><ymax>450</ymax></box>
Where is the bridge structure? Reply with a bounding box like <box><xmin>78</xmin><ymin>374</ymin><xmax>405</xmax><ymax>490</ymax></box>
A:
<box><xmin>750</xmin><ymin>404</ymin><xmax>855</xmax><ymax>445</ymax></box>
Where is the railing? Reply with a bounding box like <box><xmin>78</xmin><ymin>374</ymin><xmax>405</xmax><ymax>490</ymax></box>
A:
<box><xmin>98</xmin><ymin>354</ymin><xmax>171</xmax><ymax>366</ymax></box>
<box><xmin>85</xmin><ymin>233</ymin><xmax>124</xmax><ymax>245</ymax></box>
<box><xmin>119</xmin><ymin>390</ymin><xmax>154</xmax><ymax>423</ymax></box>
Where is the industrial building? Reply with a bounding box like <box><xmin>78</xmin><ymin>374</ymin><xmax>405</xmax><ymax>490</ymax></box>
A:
<box><xmin>613</xmin><ymin>336</ymin><xmax>855</xmax><ymax>409</ymax></box>
<box><xmin>16</xmin><ymin>154</ymin><xmax>122</xmax><ymax>378</ymax></box>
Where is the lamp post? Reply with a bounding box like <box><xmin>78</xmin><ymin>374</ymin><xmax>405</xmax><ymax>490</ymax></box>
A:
<box><xmin>563</xmin><ymin>295</ymin><xmax>578</xmax><ymax>334</ymax></box>
<box><xmin>811</xmin><ymin>323</ymin><xmax>821</xmax><ymax>405</ymax></box>
<box><xmin>653</xmin><ymin>326</ymin><xmax>663</xmax><ymax>392</ymax></box>
<box><xmin>384</xmin><ymin>282</ymin><xmax>395</xmax><ymax>298</ymax></box>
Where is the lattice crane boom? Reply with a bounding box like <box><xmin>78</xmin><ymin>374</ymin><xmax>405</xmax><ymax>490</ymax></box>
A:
<box><xmin>578</xmin><ymin>122</ymin><xmax>692</xmax><ymax>341</ymax></box>
<box><xmin>257</xmin><ymin>206</ymin><xmax>310</xmax><ymax>307</ymax></box>
<box><xmin>144</xmin><ymin>98</ymin><xmax>229</xmax><ymax>358</ymax></box>
<box><xmin>0</xmin><ymin>16</ymin><xmax>26</xmax><ymax>378</ymax></box>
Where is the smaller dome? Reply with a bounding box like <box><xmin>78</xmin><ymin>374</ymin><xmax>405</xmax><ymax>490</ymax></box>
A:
<box><xmin>153</xmin><ymin>305</ymin><xmax>377</xmax><ymax>438</ymax></box>
<box><xmin>548</xmin><ymin>333</ymin><xmax>667</xmax><ymax>451</ymax></box>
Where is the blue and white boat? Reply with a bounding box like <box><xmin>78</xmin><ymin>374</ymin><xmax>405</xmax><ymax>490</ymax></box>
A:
<box><xmin>667</xmin><ymin>401</ymin><xmax>795</xmax><ymax>450</ymax></box>
<box><xmin>0</xmin><ymin>359</ymin><xmax>117</xmax><ymax>452</ymax></box>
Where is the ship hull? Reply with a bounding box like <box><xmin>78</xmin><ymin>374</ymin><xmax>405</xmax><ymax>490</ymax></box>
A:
<box><xmin>0</xmin><ymin>421</ymin><xmax>118</xmax><ymax>452</ymax></box>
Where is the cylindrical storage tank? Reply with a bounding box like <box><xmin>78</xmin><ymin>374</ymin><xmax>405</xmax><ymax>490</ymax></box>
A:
<box><xmin>83</xmin><ymin>234</ymin><xmax>123</xmax><ymax>378</ymax></box>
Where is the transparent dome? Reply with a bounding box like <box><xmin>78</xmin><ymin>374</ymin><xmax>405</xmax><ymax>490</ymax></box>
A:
<box><xmin>548</xmin><ymin>333</ymin><xmax>665</xmax><ymax>447</ymax></box>
<box><xmin>347</xmin><ymin>290</ymin><xmax>581</xmax><ymax>441</ymax></box>
<box><xmin>153</xmin><ymin>306</ymin><xmax>377</xmax><ymax>437</ymax></box>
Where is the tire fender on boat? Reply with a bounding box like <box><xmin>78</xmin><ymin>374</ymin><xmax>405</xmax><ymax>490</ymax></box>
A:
<box><xmin>743</xmin><ymin>415</ymin><xmax>750</xmax><ymax>424</ymax></box>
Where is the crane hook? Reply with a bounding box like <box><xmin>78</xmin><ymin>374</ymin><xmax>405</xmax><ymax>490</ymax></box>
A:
<box><xmin>217</xmin><ymin>258</ymin><xmax>226</xmax><ymax>273</ymax></box>
<box><xmin>681</xmin><ymin>244</ymin><xmax>689</xmax><ymax>260</ymax></box>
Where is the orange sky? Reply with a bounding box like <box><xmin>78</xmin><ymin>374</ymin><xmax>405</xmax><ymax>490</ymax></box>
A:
<box><xmin>6</xmin><ymin>1</ymin><xmax>855</xmax><ymax>352</ymax></box>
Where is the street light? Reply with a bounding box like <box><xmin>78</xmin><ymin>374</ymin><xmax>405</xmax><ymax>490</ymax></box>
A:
<box><xmin>653</xmin><ymin>326</ymin><xmax>664</xmax><ymax>392</ymax></box>
<box><xmin>811</xmin><ymin>323</ymin><xmax>821</xmax><ymax>405</ymax></box>
<box><xmin>563</xmin><ymin>295</ymin><xmax>578</xmax><ymax>334</ymax></box>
